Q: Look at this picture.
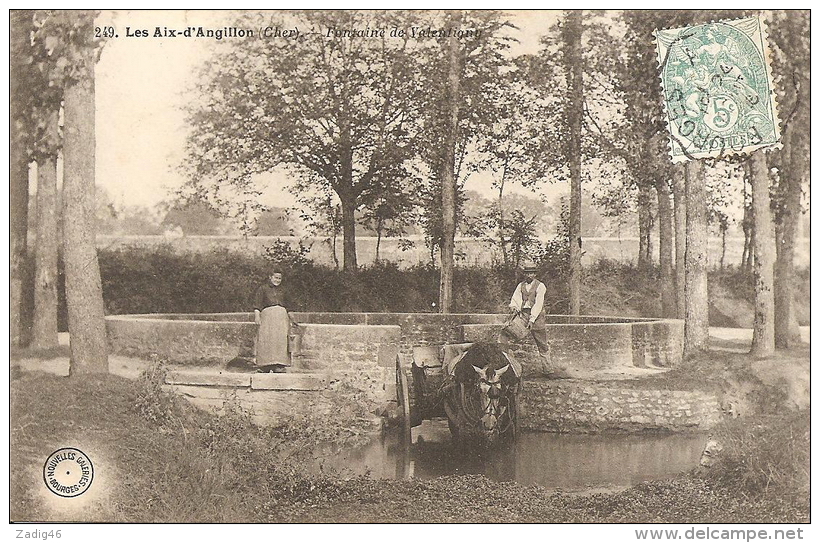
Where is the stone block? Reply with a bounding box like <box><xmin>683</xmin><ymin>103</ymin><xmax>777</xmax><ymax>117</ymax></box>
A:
<box><xmin>166</xmin><ymin>384</ymin><xmax>248</xmax><ymax>400</ymax></box>
<box><xmin>166</xmin><ymin>370</ymin><xmax>251</xmax><ymax>387</ymax></box>
<box><xmin>384</xmin><ymin>381</ymin><xmax>397</xmax><ymax>399</ymax></box>
<box><xmin>300</xmin><ymin>323</ymin><xmax>401</xmax><ymax>346</ymax></box>
<box><xmin>251</xmin><ymin>373</ymin><xmax>326</xmax><ymax>391</ymax></box>
<box><xmin>185</xmin><ymin>397</ymin><xmax>229</xmax><ymax>412</ymax></box>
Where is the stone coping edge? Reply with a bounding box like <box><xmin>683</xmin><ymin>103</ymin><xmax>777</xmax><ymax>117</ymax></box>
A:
<box><xmin>166</xmin><ymin>370</ymin><xmax>328</xmax><ymax>391</ymax></box>
<box><xmin>107</xmin><ymin>312</ymin><xmax>682</xmax><ymax>326</ymax></box>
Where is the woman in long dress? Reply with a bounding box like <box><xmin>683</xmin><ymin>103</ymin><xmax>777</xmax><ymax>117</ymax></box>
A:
<box><xmin>253</xmin><ymin>267</ymin><xmax>294</xmax><ymax>367</ymax></box>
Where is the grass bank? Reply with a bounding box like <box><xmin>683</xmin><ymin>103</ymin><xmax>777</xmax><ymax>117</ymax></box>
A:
<box><xmin>11</xmin><ymin>362</ymin><xmax>808</xmax><ymax>523</ymax></box>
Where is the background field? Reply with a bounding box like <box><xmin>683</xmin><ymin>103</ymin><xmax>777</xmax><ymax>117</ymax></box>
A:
<box><xmin>96</xmin><ymin>235</ymin><xmax>811</xmax><ymax>270</ymax></box>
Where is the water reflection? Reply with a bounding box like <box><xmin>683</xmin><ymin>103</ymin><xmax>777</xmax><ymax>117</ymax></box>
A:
<box><xmin>314</xmin><ymin>419</ymin><xmax>706</xmax><ymax>491</ymax></box>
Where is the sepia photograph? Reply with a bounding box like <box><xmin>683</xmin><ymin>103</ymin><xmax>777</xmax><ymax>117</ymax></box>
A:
<box><xmin>8</xmin><ymin>8</ymin><xmax>810</xmax><ymax>530</ymax></box>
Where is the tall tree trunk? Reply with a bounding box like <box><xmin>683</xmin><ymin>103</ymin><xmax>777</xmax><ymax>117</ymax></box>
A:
<box><xmin>330</xmin><ymin>234</ymin><xmax>339</xmax><ymax>270</ymax></box>
<box><xmin>340</xmin><ymin>197</ymin><xmax>357</xmax><ymax>271</ymax></box>
<box><xmin>672</xmin><ymin>166</ymin><xmax>686</xmax><ymax>319</ymax></box>
<box><xmin>749</xmin><ymin>150</ymin><xmax>775</xmax><ymax>357</ymax></box>
<box><xmin>439</xmin><ymin>10</ymin><xmax>461</xmax><ymax>313</ymax></box>
<box><xmin>32</xmin><ymin>112</ymin><xmax>61</xmax><ymax>349</ymax></box>
<box><xmin>497</xmin><ymin>163</ymin><xmax>508</xmax><ymax>267</ymax></box>
<box><xmin>565</xmin><ymin>9</ymin><xmax>583</xmax><ymax>315</ymax></box>
<box><xmin>741</xmin><ymin>161</ymin><xmax>754</xmax><ymax>272</ymax></box>
<box><xmin>63</xmin><ymin>36</ymin><xmax>108</xmax><ymax>375</ymax></box>
<box><xmin>747</xmin><ymin>230</ymin><xmax>756</xmax><ymax>271</ymax></box>
<box><xmin>720</xmin><ymin>224</ymin><xmax>728</xmax><ymax>271</ymax></box>
<box><xmin>10</xmin><ymin>10</ymin><xmax>34</xmax><ymax>347</ymax></box>
<box><xmin>337</xmin><ymin>113</ymin><xmax>358</xmax><ymax>271</ymax></box>
<box><xmin>375</xmin><ymin>226</ymin><xmax>382</xmax><ymax>262</ymax></box>
<box><xmin>743</xmin><ymin>223</ymin><xmax>755</xmax><ymax>271</ymax></box>
<box><xmin>656</xmin><ymin>178</ymin><xmax>675</xmax><ymax>317</ymax></box>
<box><xmin>684</xmin><ymin>160</ymin><xmax>709</xmax><ymax>358</ymax></box>
<box><xmin>774</xmin><ymin>108</ymin><xmax>807</xmax><ymax>348</ymax></box>
<box><xmin>637</xmin><ymin>184</ymin><xmax>653</xmax><ymax>271</ymax></box>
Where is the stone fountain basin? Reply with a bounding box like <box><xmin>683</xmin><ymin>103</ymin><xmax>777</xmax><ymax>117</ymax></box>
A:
<box><xmin>105</xmin><ymin>312</ymin><xmax>721</xmax><ymax>433</ymax></box>
<box><xmin>105</xmin><ymin>311</ymin><xmax>684</xmax><ymax>373</ymax></box>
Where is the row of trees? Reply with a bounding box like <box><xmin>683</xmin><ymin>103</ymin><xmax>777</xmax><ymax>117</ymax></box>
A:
<box><xmin>184</xmin><ymin>12</ymin><xmax>515</xmax><ymax>284</ymax></box>
<box><xmin>611</xmin><ymin>11</ymin><xmax>809</xmax><ymax>356</ymax></box>
<box><xmin>183</xmin><ymin>10</ymin><xmax>607</xmax><ymax>312</ymax></box>
<box><xmin>183</xmin><ymin>9</ymin><xmax>807</xmax><ymax>357</ymax></box>
<box><xmin>9</xmin><ymin>10</ymin><xmax>807</xmax><ymax>365</ymax></box>
<box><xmin>10</xmin><ymin>10</ymin><xmax>108</xmax><ymax>372</ymax></box>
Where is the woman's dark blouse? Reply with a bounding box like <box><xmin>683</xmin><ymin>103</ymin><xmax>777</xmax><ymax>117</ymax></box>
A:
<box><xmin>253</xmin><ymin>284</ymin><xmax>293</xmax><ymax>311</ymax></box>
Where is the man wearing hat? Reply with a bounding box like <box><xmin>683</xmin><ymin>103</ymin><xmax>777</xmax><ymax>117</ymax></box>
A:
<box><xmin>505</xmin><ymin>262</ymin><xmax>570</xmax><ymax>379</ymax></box>
<box><xmin>253</xmin><ymin>267</ymin><xmax>298</xmax><ymax>368</ymax></box>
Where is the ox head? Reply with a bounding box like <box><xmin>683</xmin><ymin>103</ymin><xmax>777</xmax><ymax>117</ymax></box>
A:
<box><xmin>472</xmin><ymin>363</ymin><xmax>511</xmax><ymax>432</ymax></box>
<box><xmin>452</xmin><ymin>342</ymin><xmax>520</xmax><ymax>436</ymax></box>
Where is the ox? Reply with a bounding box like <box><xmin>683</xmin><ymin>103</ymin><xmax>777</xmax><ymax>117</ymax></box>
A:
<box><xmin>442</xmin><ymin>342</ymin><xmax>521</xmax><ymax>446</ymax></box>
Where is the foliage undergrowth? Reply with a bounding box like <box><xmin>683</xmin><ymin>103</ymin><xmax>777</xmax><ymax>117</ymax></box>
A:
<box><xmin>134</xmin><ymin>355</ymin><xmax>176</xmax><ymax>425</ymax></box>
<box><xmin>703</xmin><ymin>411</ymin><xmax>809</xmax><ymax>499</ymax></box>
<box><xmin>35</xmin><ymin>247</ymin><xmax>801</xmax><ymax>329</ymax></box>
<box><xmin>11</xmin><ymin>365</ymin><xmax>809</xmax><ymax>523</ymax></box>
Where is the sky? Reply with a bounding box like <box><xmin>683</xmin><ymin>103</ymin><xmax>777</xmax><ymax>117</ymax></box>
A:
<box><xmin>93</xmin><ymin>9</ymin><xmax>566</xmax><ymax>211</ymax></box>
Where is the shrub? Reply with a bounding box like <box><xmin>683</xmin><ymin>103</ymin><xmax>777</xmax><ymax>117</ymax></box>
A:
<box><xmin>263</xmin><ymin>238</ymin><xmax>311</xmax><ymax>268</ymax></box>
<box><xmin>532</xmin><ymin>236</ymin><xmax>570</xmax><ymax>277</ymax></box>
<box><xmin>704</xmin><ymin>412</ymin><xmax>810</xmax><ymax>496</ymax></box>
<box><xmin>134</xmin><ymin>356</ymin><xmax>177</xmax><ymax>425</ymax></box>
<box><xmin>40</xmin><ymin>245</ymin><xmax>802</xmax><ymax>326</ymax></box>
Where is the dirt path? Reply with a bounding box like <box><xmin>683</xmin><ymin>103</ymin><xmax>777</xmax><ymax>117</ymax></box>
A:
<box><xmin>710</xmin><ymin>326</ymin><xmax>810</xmax><ymax>410</ymax></box>
<box><xmin>709</xmin><ymin>326</ymin><xmax>810</xmax><ymax>351</ymax></box>
<box><xmin>11</xmin><ymin>332</ymin><xmax>150</xmax><ymax>380</ymax></box>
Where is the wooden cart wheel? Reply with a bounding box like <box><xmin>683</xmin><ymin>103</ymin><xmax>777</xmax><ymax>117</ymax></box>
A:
<box><xmin>396</xmin><ymin>355</ymin><xmax>412</xmax><ymax>444</ymax></box>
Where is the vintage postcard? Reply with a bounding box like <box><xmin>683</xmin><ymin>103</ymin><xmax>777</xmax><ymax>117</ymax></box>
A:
<box><xmin>9</xmin><ymin>9</ymin><xmax>810</xmax><ymax>533</ymax></box>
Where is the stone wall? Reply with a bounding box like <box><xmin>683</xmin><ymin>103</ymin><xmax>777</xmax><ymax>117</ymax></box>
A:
<box><xmin>164</xmin><ymin>371</ymin><xmax>383</xmax><ymax>429</ymax></box>
<box><xmin>520</xmin><ymin>381</ymin><xmax>722</xmax><ymax>433</ymax></box>
<box><xmin>164</xmin><ymin>371</ymin><xmax>723</xmax><ymax>433</ymax></box>
<box><xmin>301</xmin><ymin>312</ymin><xmax>506</xmax><ymax>355</ymax></box>
<box><xmin>107</xmin><ymin>314</ymin><xmax>402</xmax><ymax>407</ymax></box>
<box><xmin>106</xmin><ymin>312</ymin><xmax>506</xmax><ymax>364</ymax></box>
<box><xmin>106</xmin><ymin>312</ymin><xmax>686</xmax><ymax>414</ymax></box>
<box><xmin>296</xmin><ymin>323</ymin><xmax>400</xmax><ymax>406</ymax></box>
<box><xmin>107</xmin><ymin>312</ymin><xmax>684</xmax><ymax>374</ymax></box>
<box><xmin>106</xmin><ymin>315</ymin><xmax>256</xmax><ymax>365</ymax></box>
<box><xmin>631</xmin><ymin>320</ymin><xmax>685</xmax><ymax>368</ymax></box>
<box><xmin>107</xmin><ymin>312</ymin><xmax>682</xmax><ymax>372</ymax></box>
<box><xmin>366</xmin><ymin>313</ymin><xmax>500</xmax><ymax>354</ymax></box>
<box><xmin>462</xmin><ymin>318</ymin><xmax>683</xmax><ymax>374</ymax></box>
<box><xmin>464</xmin><ymin>322</ymin><xmax>633</xmax><ymax>373</ymax></box>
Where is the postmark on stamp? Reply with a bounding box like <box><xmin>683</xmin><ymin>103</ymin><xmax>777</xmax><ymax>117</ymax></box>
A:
<box><xmin>655</xmin><ymin>16</ymin><xmax>781</xmax><ymax>163</ymax></box>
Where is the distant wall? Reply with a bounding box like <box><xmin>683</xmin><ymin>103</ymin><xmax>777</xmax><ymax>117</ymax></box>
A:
<box><xmin>97</xmin><ymin>235</ymin><xmax>811</xmax><ymax>269</ymax></box>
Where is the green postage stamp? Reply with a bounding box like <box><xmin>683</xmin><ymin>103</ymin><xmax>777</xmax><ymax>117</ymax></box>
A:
<box><xmin>655</xmin><ymin>16</ymin><xmax>781</xmax><ymax>163</ymax></box>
